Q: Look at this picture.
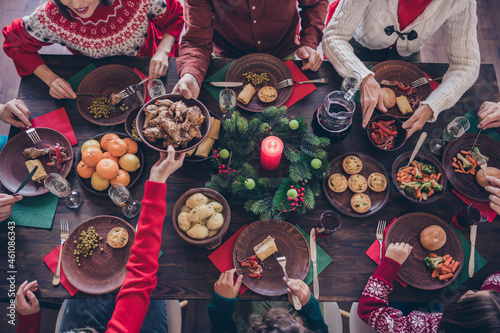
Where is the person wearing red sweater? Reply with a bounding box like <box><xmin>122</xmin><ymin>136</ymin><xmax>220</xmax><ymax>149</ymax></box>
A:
<box><xmin>3</xmin><ymin>0</ymin><xmax>184</xmax><ymax>100</ymax></box>
<box><xmin>359</xmin><ymin>242</ymin><xmax>500</xmax><ymax>333</ymax></box>
<box><xmin>14</xmin><ymin>145</ymin><xmax>185</xmax><ymax>333</ymax></box>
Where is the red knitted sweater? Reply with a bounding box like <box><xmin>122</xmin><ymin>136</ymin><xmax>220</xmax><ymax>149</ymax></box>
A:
<box><xmin>3</xmin><ymin>0</ymin><xmax>183</xmax><ymax>77</ymax></box>
<box><xmin>358</xmin><ymin>257</ymin><xmax>500</xmax><ymax>333</ymax></box>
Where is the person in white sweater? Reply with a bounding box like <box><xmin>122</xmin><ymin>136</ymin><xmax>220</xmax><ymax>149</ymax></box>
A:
<box><xmin>322</xmin><ymin>0</ymin><xmax>480</xmax><ymax>137</ymax></box>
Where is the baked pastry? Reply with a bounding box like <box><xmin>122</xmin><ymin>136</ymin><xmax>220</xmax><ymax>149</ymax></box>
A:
<box><xmin>328</xmin><ymin>173</ymin><xmax>347</xmax><ymax>193</ymax></box>
<box><xmin>107</xmin><ymin>227</ymin><xmax>129</xmax><ymax>249</ymax></box>
<box><xmin>258</xmin><ymin>87</ymin><xmax>278</xmax><ymax>103</ymax></box>
<box><xmin>381</xmin><ymin>88</ymin><xmax>396</xmax><ymax>108</ymax></box>
<box><xmin>351</xmin><ymin>193</ymin><xmax>371</xmax><ymax>213</ymax></box>
<box><xmin>348</xmin><ymin>174</ymin><xmax>368</xmax><ymax>193</ymax></box>
<box><xmin>368</xmin><ymin>173</ymin><xmax>387</xmax><ymax>192</ymax></box>
<box><xmin>237</xmin><ymin>84</ymin><xmax>256</xmax><ymax>105</ymax></box>
<box><xmin>396</xmin><ymin>95</ymin><xmax>413</xmax><ymax>115</ymax></box>
<box><xmin>253</xmin><ymin>236</ymin><xmax>278</xmax><ymax>261</ymax></box>
<box><xmin>420</xmin><ymin>225</ymin><xmax>446</xmax><ymax>251</ymax></box>
<box><xmin>25</xmin><ymin>159</ymin><xmax>48</xmax><ymax>182</ymax></box>
<box><xmin>342</xmin><ymin>155</ymin><xmax>363</xmax><ymax>174</ymax></box>
<box><xmin>207</xmin><ymin>117</ymin><xmax>221</xmax><ymax>140</ymax></box>
<box><xmin>194</xmin><ymin>138</ymin><xmax>215</xmax><ymax>158</ymax></box>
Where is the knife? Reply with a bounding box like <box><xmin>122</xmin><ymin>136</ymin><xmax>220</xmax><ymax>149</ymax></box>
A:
<box><xmin>310</xmin><ymin>228</ymin><xmax>319</xmax><ymax>299</ymax></box>
<box><xmin>470</xmin><ymin>129</ymin><xmax>482</xmax><ymax>152</ymax></box>
<box><xmin>468</xmin><ymin>224</ymin><xmax>477</xmax><ymax>278</ymax></box>
<box><xmin>209</xmin><ymin>82</ymin><xmax>243</xmax><ymax>87</ymax></box>
<box><xmin>14</xmin><ymin>166</ymin><xmax>38</xmax><ymax>195</ymax></box>
<box><xmin>374</xmin><ymin>78</ymin><xmax>398</xmax><ymax>86</ymax></box>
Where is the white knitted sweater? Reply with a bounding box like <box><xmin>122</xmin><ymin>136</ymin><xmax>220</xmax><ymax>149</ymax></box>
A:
<box><xmin>322</xmin><ymin>0</ymin><xmax>480</xmax><ymax>121</ymax></box>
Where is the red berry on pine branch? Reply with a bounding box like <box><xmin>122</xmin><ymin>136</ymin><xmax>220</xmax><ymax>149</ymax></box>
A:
<box><xmin>213</xmin><ymin>150</ymin><xmax>218</xmax><ymax>154</ymax></box>
<box><xmin>301</xmin><ymin>193</ymin><xmax>304</xmax><ymax>197</ymax></box>
<box><xmin>300</xmin><ymin>187</ymin><xmax>304</xmax><ymax>191</ymax></box>
<box><xmin>290</xmin><ymin>185</ymin><xmax>294</xmax><ymax>189</ymax></box>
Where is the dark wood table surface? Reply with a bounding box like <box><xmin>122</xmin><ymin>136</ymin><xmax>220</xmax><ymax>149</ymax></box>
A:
<box><xmin>0</xmin><ymin>55</ymin><xmax>499</xmax><ymax>303</ymax></box>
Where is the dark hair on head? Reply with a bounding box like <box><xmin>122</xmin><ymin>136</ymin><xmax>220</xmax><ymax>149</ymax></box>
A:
<box><xmin>247</xmin><ymin>308</ymin><xmax>313</xmax><ymax>333</ymax></box>
<box><xmin>438</xmin><ymin>290</ymin><xmax>500</xmax><ymax>333</ymax></box>
<box><xmin>50</xmin><ymin>0</ymin><xmax>114</xmax><ymax>21</ymax></box>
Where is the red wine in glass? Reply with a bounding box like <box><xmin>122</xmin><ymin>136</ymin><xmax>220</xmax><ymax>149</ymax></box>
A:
<box><xmin>452</xmin><ymin>203</ymin><xmax>488</xmax><ymax>230</ymax></box>
<box><xmin>316</xmin><ymin>210</ymin><xmax>342</xmax><ymax>239</ymax></box>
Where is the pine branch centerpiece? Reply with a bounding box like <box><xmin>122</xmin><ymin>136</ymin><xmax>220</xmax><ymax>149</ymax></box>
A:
<box><xmin>206</xmin><ymin>106</ymin><xmax>330</xmax><ymax>221</ymax></box>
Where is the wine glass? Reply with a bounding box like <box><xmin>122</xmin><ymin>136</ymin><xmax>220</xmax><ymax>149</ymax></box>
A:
<box><xmin>148</xmin><ymin>79</ymin><xmax>166</xmax><ymax>99</ymax></box>
<box><xmin>44</xmin><ymin>173</ymin><xmax>83</xmax><ymax>209</ymax></box>
<box><xmin>429</xmin><ymin>116</ymin><xmax>470</xmax><ymax>155</ymax></box>
<box><xmin>108</xmin><ymin>183</ymin><xmax>142</xmax><ymax>218</ymax></box>
<box><xmin>219</xmin><ymin>89</ymin><xmax>236</xmax><ymax>120</ymax></box>
<box><xmin>341</xmin><ymin>70</ymin><xmax>362</xmax><ymax>99</ymax></box>
<box><xmin>315</xmin><ymin>210</ymin><xmax>342</xmax><ymax>242</ymax></box>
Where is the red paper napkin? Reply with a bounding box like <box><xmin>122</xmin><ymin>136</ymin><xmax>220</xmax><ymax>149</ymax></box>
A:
<box><xmin>284</xmin><ymin>60</ymin><xmax>317</xmax><ymax>108</ymax></box>
<box><xmin>133</xmin><ymin>68</ymin><xmax>151</xmax><ymax>103</ymax></box>
<box><xmin>365</xmin><ymin>217</ymin><xmax>408</xmax><ymax>287</ymax></box>
<box><xmin>452</xmin><ymin>189</ymin><xmax>496</xmax><ymax>222</ymax></box>
<box><xmin>43</xmin><ymin>245</ymin><xmax>79</xmax><ymax>296</ymax></box>
<box><xmin>208</xmin><ymin>225</ymin><xmax>248</xmax><ymax>295</ymax></box>
<box><xmin>424</xmin><ymin>72</ymin><xmax>440</xmax><ymax>91</ymax></box>
<box><xmin>30</xmin><ymin>108</ymin><xmax>77</xmax><ymax>146</ymax></box>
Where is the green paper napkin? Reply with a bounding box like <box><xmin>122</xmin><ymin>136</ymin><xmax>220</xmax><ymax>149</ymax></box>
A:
<box><xmin>203</xmin><ymin>61</ymin><xmax>235</xmax><ymax>102</ymax></box>
<box><xmin>446</xmin><ymin>224</ymin><xmax>488</xmax><ymax>292</ymax></box>
<box><xmin>463</xmin><ymin>110</ymin><xmax>500</xmax><ymax>141</ymax></box>
<box><xmin>66</xmin><ymin>63</ymin><xmax>98</xmax><ymax>111</ymax></box>
<box><xmin>295</xmin><ymin>225</ymin><xmax>333</xmax><ymax>285</ymax></box>
<box><xmin>7</xmin><ymin>194</ymin><xmax>59</xmax><ymax>229</ymax></box>
<box><xmin>159</xmin><ymin>249</ymin><xmax>164</xmax><ymax>259</ymax></box>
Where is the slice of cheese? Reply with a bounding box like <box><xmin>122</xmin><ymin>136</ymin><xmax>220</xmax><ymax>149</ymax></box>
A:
<box><xmin>253</xmin><ymin>235</ymin><xmax>278</xmax><ymax>261</ymax></box>
<box><xmin>25</xmin><ymin>159</ymin><xmax>48</xmax><ymax>182</ymax></box>
<box><xmin>396</xmin><ymin>95</ymin><xmax>413</xmax><ymax>115</ymax></box>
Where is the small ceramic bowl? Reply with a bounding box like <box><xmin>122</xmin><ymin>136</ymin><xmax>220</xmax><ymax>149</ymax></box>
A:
<box><xmin>124</xmin><ymin>105</ymin><xmax>142</xmax><ymax>142</ymax></box>
<box><xmin>367</xmin><ymin>114</ymin><xmax>407</xmax><ymax>151</ymax></box>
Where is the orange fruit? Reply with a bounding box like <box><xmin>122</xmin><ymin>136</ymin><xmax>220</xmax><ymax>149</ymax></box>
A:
<box><xmin>77</xmin><ymin>160</ymin><xmax>95</xmax><ymax>179</ymax></box>
<box><xmin>96</xmin><ymin>158</ymin><xmax>119</xmax><ymax>180</ymax></box>
<box><xmin>123</xmin><ymin>138</ymin><xmax>138</xmax><ymax>154</ymax></box>
<box><xmin>108</xmin><ymin>138</ymin><xmax>128</xmax><ymax>157</ymax></box>
<box><xmin>82</xmin><ymin>147</ymin><xmax>103</xmax><ymax>167</ymax></box>
<box><xmin>103</xmin><ymin>152</ymin><xmax>119</xmax><ymax>164</ymax></box>
<box><xmin>101</xmin><ymin>133</ymin><xmax>119</xmax><ymax>151</ymax></box>
<box><xmin>110</xmin><ymin>169</ymin><xmax>131</xmax><ymax>187</ymax></box>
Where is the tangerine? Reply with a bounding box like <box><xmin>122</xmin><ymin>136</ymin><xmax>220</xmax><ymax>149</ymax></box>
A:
<box><xmin>103</xmin><ymin>152</ymin><xmax>120</xmax><ymax>164</ymax></box>
<box><xmin>123</xmin><ymin>138</ymin><xmax>138</xmax><ymax>154</ymax></box>
<box><xmin>101</xmin><ymin>133</ymin><xmax>120</xmax><ymax>151</ymax></box>
<box><xmin>108</xmin><ymin>138</ymin><xmax>128</xmax><ymax>157</ymax></box>
<box><xmin>110</xmin><ymin>169</ymin><xmax>131</xmax><ymax>187</ymax></box>
<box><xmin>96</xmin><ymin>158</ymin><xmax>119</xmax><ymax>180</ymax></box>
<box><xmin>77</xmin><ymin>160</ymin><xmax>95</xmax><ymax>179</ymax></box>
<box><xmin>82</xmin><ymin>147</ymin><xmax>103</xmax><ymax>167</ymax></box>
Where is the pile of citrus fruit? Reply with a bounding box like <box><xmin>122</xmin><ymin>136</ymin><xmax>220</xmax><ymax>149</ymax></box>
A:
<box><xmin>77</xmin><ymin>133</ymin><xmax>141</xmax><ymax>191</ymax></box>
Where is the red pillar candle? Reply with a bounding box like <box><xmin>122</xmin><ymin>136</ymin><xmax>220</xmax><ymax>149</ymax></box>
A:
<box><xmin>260</xmin><ymin>136</ymin><xmax>283</xmax><ymax>171</ymax></box>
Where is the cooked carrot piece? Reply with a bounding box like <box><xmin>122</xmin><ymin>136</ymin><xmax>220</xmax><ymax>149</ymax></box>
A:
<box><xmin>444</xmin><ymin>256</ymin><xmax>453</xmax><ymax>266</ymax></box>
<box><xmin>452</xmin><ymin>261</ymin><xmax>460</xmax><ymax>273</ymax></box>
<box><xmin>429</xmin><ymin>253</ymin><xmax>437</xmax><ymax>258</ymax></box>
<box><xmin>431</xmin><ymin>269</ymin><xmax>438</xmax><ymax>279</ymax></box>
<box><xmin>443</xmin><ymin>254</ymin><xmax>450</xmax><ymax>260</ymax></box>
<box><xmin>439</xmin><ymin>273</ymin><xmax>453</xmax><ymax>280</ymax></box>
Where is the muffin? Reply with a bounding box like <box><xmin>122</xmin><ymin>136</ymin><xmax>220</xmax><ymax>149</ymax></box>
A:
<box><xmin>348</xmin><ymin>174</ymin><xmax>368</xmax><ymax>193</ymax></box>
<box><xmin>107</xmin><ymin>227</ymin><xmax>129</xmax><ymax>249</ymax></box>
<box><xmin>328</xmin><ymin>173</ymin><xmax>348</xmax><ymax>193</ymax></box>
<box><xmin>368</xmin><ymin>173</ymin><xmax>387</xmax><ymax>192</ymax></box>
<box><xmin>342</xmin><ymin>155</ymin><xmax>363</xmax><ymax>174</ymax></box>
<box><xmin>351</xmin><ymin>193</ymin><xmax>371</xmax><ymax>213</ymax></box>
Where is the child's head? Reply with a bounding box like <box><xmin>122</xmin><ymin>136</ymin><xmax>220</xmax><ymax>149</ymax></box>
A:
<box><xmin>438</xmin><ymin>290</ymin><xmax>500</xmax><ymax>332</ymax></box>
<box><xmin>247</xmin><ymin>308</ymin><xmax>312</xmax><ymax>333</ymax></box>
<box><xmin>51</xmin><ymin>0</ymin><xmax>113</xmax><ymax>20</ymax></box>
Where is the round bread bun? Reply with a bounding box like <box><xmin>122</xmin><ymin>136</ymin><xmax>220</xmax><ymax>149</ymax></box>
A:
<box><xmin>420</xmin><ymin>225</ymin><xmax>446</xmax><ymax>251</ymax></box>
<box><xmin>107</xmin><ymin>227</ymin><xmax>129</xmax><ymax>249</ymax></box>
<box><xmin>476</xmin><ymin>167</ymin><xmax>500</xmax><ymax>188</ymax></box>
<box><xmin>381</xmin><ymin>88</ymin><xmax>396</xmax><ymax>109</ymax></box>
<box><xmin>343</xmin><ymin>155</ymin><xmax>363</xmax><ymax>174</ymax></box>
<box><xmin>328</xmin><ymin>173</ymin><xmax>348</xmax><ymax>193</ymax></box>
<box><xmin>258</xmin><ymin>86</ymin><xmax>278</xmax><ymax>103</ymax></box>
<box><xmin>368</xmin><ymin>173</ymin><xmax>387</xmax><ymax>192</ymax></box>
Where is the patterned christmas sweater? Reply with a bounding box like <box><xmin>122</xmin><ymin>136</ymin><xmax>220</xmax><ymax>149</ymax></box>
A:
<box><xmin>358</xmin><ymin>257</ymin><xmax>500</xmax><ymax>333</ymax></box>
<box><xmin>3</xmin><ymin>0</ymin><xmax>183</xmax><ymax>77</ymax></box>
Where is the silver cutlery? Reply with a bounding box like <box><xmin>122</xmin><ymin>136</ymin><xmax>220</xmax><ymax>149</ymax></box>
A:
<box><xmin>469</xmin><ymin>224</ymin><xmax>477</xmax><ymax>278</ymax></box>
<box><xmin>411</xmin><ymin>76</ymin><xmax>443</xmax><ymax>88</ymax></box>
<box><xmin>376</xmin><ymin>220</ymin><xmax>386</xmax><ymax>263</ymax></box>
<box><xmin>470</xmin><ymin>129</ymin><xmax>482</xmax><ymax>152</ymax></box>
<box><xmin>76</xmin><ymin>93</ymin><xmax>107</xmax><ymax>97</ymax></box>
<box><xmin>276</xmin><ymin>78</ymin><xmax>329</xmax><ymax>89</ymax></box>
<box><xmin>471</xmin><ymin>149</ymin><xmax>488</xmax><ymax>177</ymax></box>
<box><xmin>274</xmin><ymin>252</ymin><xmax>302</xmax><ymax>310</ymax></box>
<box><xmin>119</xmin><ymin>77</ymin><xmax>148</xmax><ymax>99</ymax></box>
<box><xmin>26</xmin><ymin>128</ymin><xmax>41</xmax><ymax>144</ymax></box>
<box><xmin>53</xmin><ymin>220</ymin><xmax>69</xmax><ymax>286</ymax></box>
<box><xmin>310</xmin><ymin>228</ymin><xmax>319</xmax><ymax>299</ymax></box>
<box><xmin>208</xmin><ymin>82</ymin><xmax>243</xmax><ymax>87</ymax></box>
<box><xmin>407</xmin><ymin>132</ymin><xmax>427</xmax><ymax>166</ymax></box>
<box><xmin>13</xmin><ymin>166</ymin><xmax>38</xmax><ymax>195</ymax></box>
<box><xmin>374</xmin><ymin>78</ymin><xmax>399</xmax><ymax>86</ymax></box>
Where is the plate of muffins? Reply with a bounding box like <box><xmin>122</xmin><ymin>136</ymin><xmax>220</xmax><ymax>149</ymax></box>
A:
<box><xmin>322</xmin><ymin>153</ymin><xmax>390</xmax><ymax>217</ymax></box>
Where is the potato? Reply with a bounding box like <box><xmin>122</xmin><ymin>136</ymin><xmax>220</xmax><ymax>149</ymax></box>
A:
<box><xmin>206</xmin><ymin>213</ymin><xmax>224</xmax><ymax>230</ymax></box>
<box><xmin>207</xmin><ymin>201</ymin><xmax>223</xmax><ymax>213</ymax></box>
<box><xmin>177</xmin><ymin>212</ymin><xmax>191</xmax><ymax>232</ymax></box>
<box><xmin>180</xmin><ymin>205</ymin><xmax>191</xmax><ymax>213</ymax></box>
<box><xmin>186</xmin><ymin>193</ymin><xmax>208</xmax><ymax>208</ymax></box>
<box><xmin>187</xmin><ymin>205</ymin><xmax>215</xmax><ymax>223</ymax></box>
<box><xmin>381</xmin><ymin>87</ymin><xmax>396</xmax><ymax>108</ymax></box>
<box><xmin>187</xmin><ymin>224</ymin><xmax>209</xmax><ymax>239</ymax></box>
<box><xmin>208</xmin><ymin>229</ymin><xmax>218</xmax><ymax>238</ymax></box>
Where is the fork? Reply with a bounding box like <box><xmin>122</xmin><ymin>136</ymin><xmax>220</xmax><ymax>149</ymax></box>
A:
<box><xmin>118</xmin><ymin>77</ymin><xmax>148</xmax><ymax>99</ymax></box>
<box><xmin>53</xmin><ymin>220</ymin><xmax>69</xmax><ymax>286</ymax></box>
<box><xmin>376</xmin><ymin>220</ymin><xmax>387</xmax><ymax>263</ymax></box>
<box><xmin>410</xmin><ymin>76</ymin><xmax>443</xmax><ymax>88</ymax></box>
<box><xmin>276</xmin><ymin>78</ymin><xmax>329</xmax><ymax>89</ymax></box>
<box><xmin>471</xmin><ymin>150</ymin><xmax>488</xmax><ymax>177</ymax></box>
<box><xmin>274</xmin><ymin>252</ymin><xmax>302</xmax><ymax>310</ymax></box>
<box><xmin>25</xmin><ymin>128</ymin><xmax>41</xmax><ymax>144</ymax></box>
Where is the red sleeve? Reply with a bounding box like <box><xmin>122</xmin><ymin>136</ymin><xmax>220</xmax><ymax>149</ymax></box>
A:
<box><xmin>2</xmin><ymin>18</ymin><xmax>51</xmax><ymax>77</ymax></box>
<box><xmin>298</xmin><ymin>0</ymin><xmax>329</xmax><ymax>50</ymax></box>
<box><xmin>106</xmin><ymin>181</ymin><xmax>167</xmax><ymax>333</ymax></box>
<box><xmin>150</xmin><ymin>0</ymin><xmax>184</xmax><ymax>40</ymax></box>
<box><xmin>17</xmin><ymin>311</ymin><xmax>41</xmax><ymax>333</ymax></box>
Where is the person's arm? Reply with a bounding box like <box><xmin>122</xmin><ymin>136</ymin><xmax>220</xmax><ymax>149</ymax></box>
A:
<box><xmin>485</xmin><ymin>176</ymin><xmax>500</xmax><ymax>215</ymax></box>
<box><xmin>477</xmin><ymin>101</ymin><xmax>500</xmax><ymax>130</ymax></box>
<box><xmin>481</xmin><ymin>272</ymin><xmax>500</xmax><ymax>292</ymax></box>
<box><xmin>0</xmin><ymin>100</ymin><xmax>31</xmax><ymax>128</ymax></box>
<box><xmin>15</xmin><ymin>280</ymin><xmax>40</xmax><ymax>333</ymax></box>
<box><xmin>297</xmin><ymin>295</ymin><xmax>328</xmax><ymax>332</ymax></box>
<box><xmin>0</xmin><ymin>193</ymin><xmax>23</xmax><ymax>223</ymax></box>
<box><xmin>207</xmin><ymin>269</ymin><xmax>242</xmax><ymax>333</ymax></box>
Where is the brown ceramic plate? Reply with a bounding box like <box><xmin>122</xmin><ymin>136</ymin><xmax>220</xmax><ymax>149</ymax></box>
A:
<box><xmin>136</xmin><ymin>94</ymin><xmax>211</xmax><ymax>153</ymax></box>
<box><xmin>323</xmin><ymin>152</ymin><xmax>390</xmax><ymax>217</ymax></box>
<box><xmin>124</xmin><ymin>105</ymin><xmax>142</xmax><ymax>142</ymax></box>
<box><xmin>185</xmin><ymin>111</ymin><xmax>221</xmax><ymax>162</ymax></box>
<box><xmin>0</xmin><ymin>128</ymin><xmax>73</xmax><ymax>197</ymax></box>
<box><xmin>385</xmin><ymin>212</ymin><xmax>463</xmax><ymax>290</ymax></box>
<box><xmin>225</xmin><ymin>53</ymin><xmax>293</xmax><ymax>112</ymax></box>
<box><xmin>372</xmin><ymin>60</ymin><xmax>432</xmax><ymax>119</ymax></box>
<box><xmin>443</xmin><ymin>133</ymin><xmax>500</xmax><ymax>201</ymax></box>
<box><xmin>233</xmin><ymin>220</ymin><xmax>310</xmax><ymax>296</ymax></box>
<box><xmin>74</xmin><ymin>132</ymin><xmax>145</xmax><ymax>196</ymax></box>
<box><xmin>367</xmin><ymin>114</ymin><xmax>407</xmax><ymax>151</ymax></box>
<box><xmin>76</xmin><ymin>65</ymin><xmax>145</xmax><ymax>126</ymax></box>
<box><xmin>62</xmin><ymin>215</ymin><xmax>135</xmax><ymax>295</ymax></box>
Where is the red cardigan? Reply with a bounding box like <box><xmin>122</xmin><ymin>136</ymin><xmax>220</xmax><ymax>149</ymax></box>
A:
<box><xmin>17</xmin><ymin>181</ymin><xmax>167</xmax><ymax>333</ymax></box>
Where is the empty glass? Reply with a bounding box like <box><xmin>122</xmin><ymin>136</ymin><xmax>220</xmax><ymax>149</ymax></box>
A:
<box><xmin>316</xmin><ymin>210</ymin><xmax>342</xmax><ymax>242</ymax></box>
<box><xmin>148</xmin><ymin>79</ymin><xmax>166</xmax><ymax>99</ymax></box>
<box><xmin>429</xmin><ymin>116</ymin><xmax>470</xmax><ymax>155</ymax></box>
<box><xmin>108</xmin><ymin>183</ymin><xmax>142</xmax><ymax>218</ymax></box>
<box><xmin>219</xmin><ymin>88</ymin><xmax>236</xmax><ymax>120</ymax></box>
<box><xmin>44</xmin><ymin>173</ymin><xmax>83</xmax><ymax>209</ymax></box>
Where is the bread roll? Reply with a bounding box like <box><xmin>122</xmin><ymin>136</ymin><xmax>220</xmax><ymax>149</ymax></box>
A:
<box><xmin>207</xmin><ymin>117</ymin><xmax>221</xmax><ymax>140</ymax></box>
<box><xmin>195</xmin><ymin>138</ymin><xmax>215</xmax><ymax>158</ymax></box>
<box><xmin>476</xmin><ymin>167</ymin><xmax>500</xmax><ymax>188</ymax></box>
<box><xmin>237</xmin><ymin>84</ymin><xmax>256</xmax><ymax>105</ymax></box>
<box><xmin>381</xmin><ymin>88</ymin><xmax>396</xmax><ymax>108</ymax></box>
<box><xmin>420</xmin><ymin>225</ymin><xmax>446</xmax><ymax>251</ymax></box>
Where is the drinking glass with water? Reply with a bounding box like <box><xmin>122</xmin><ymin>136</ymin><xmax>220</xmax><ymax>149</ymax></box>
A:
<box><xmin>108</xmin><ymin>183</ymin><xmax>142</xmax><ymax>218</ymax></box>
<box><xmin>44</xmin><ymin>173</ymin><xmax>83</xmax><ymax>209</ymax></box>
<box><xmin>429</xmin><ymin>116</ymin><xmax>470</xmax><ymax>155</ymax></box>
<box><xmin>148</xmin><ymin>79</ymin><xmax>166</xmax><ymax>99</ymax></box>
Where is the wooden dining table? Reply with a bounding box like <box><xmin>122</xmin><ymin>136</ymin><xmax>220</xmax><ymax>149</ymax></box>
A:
<box><xmin>0</xmin><ymin>55</ymin><xmax>499</xmax><ymax>304</ymax></box>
